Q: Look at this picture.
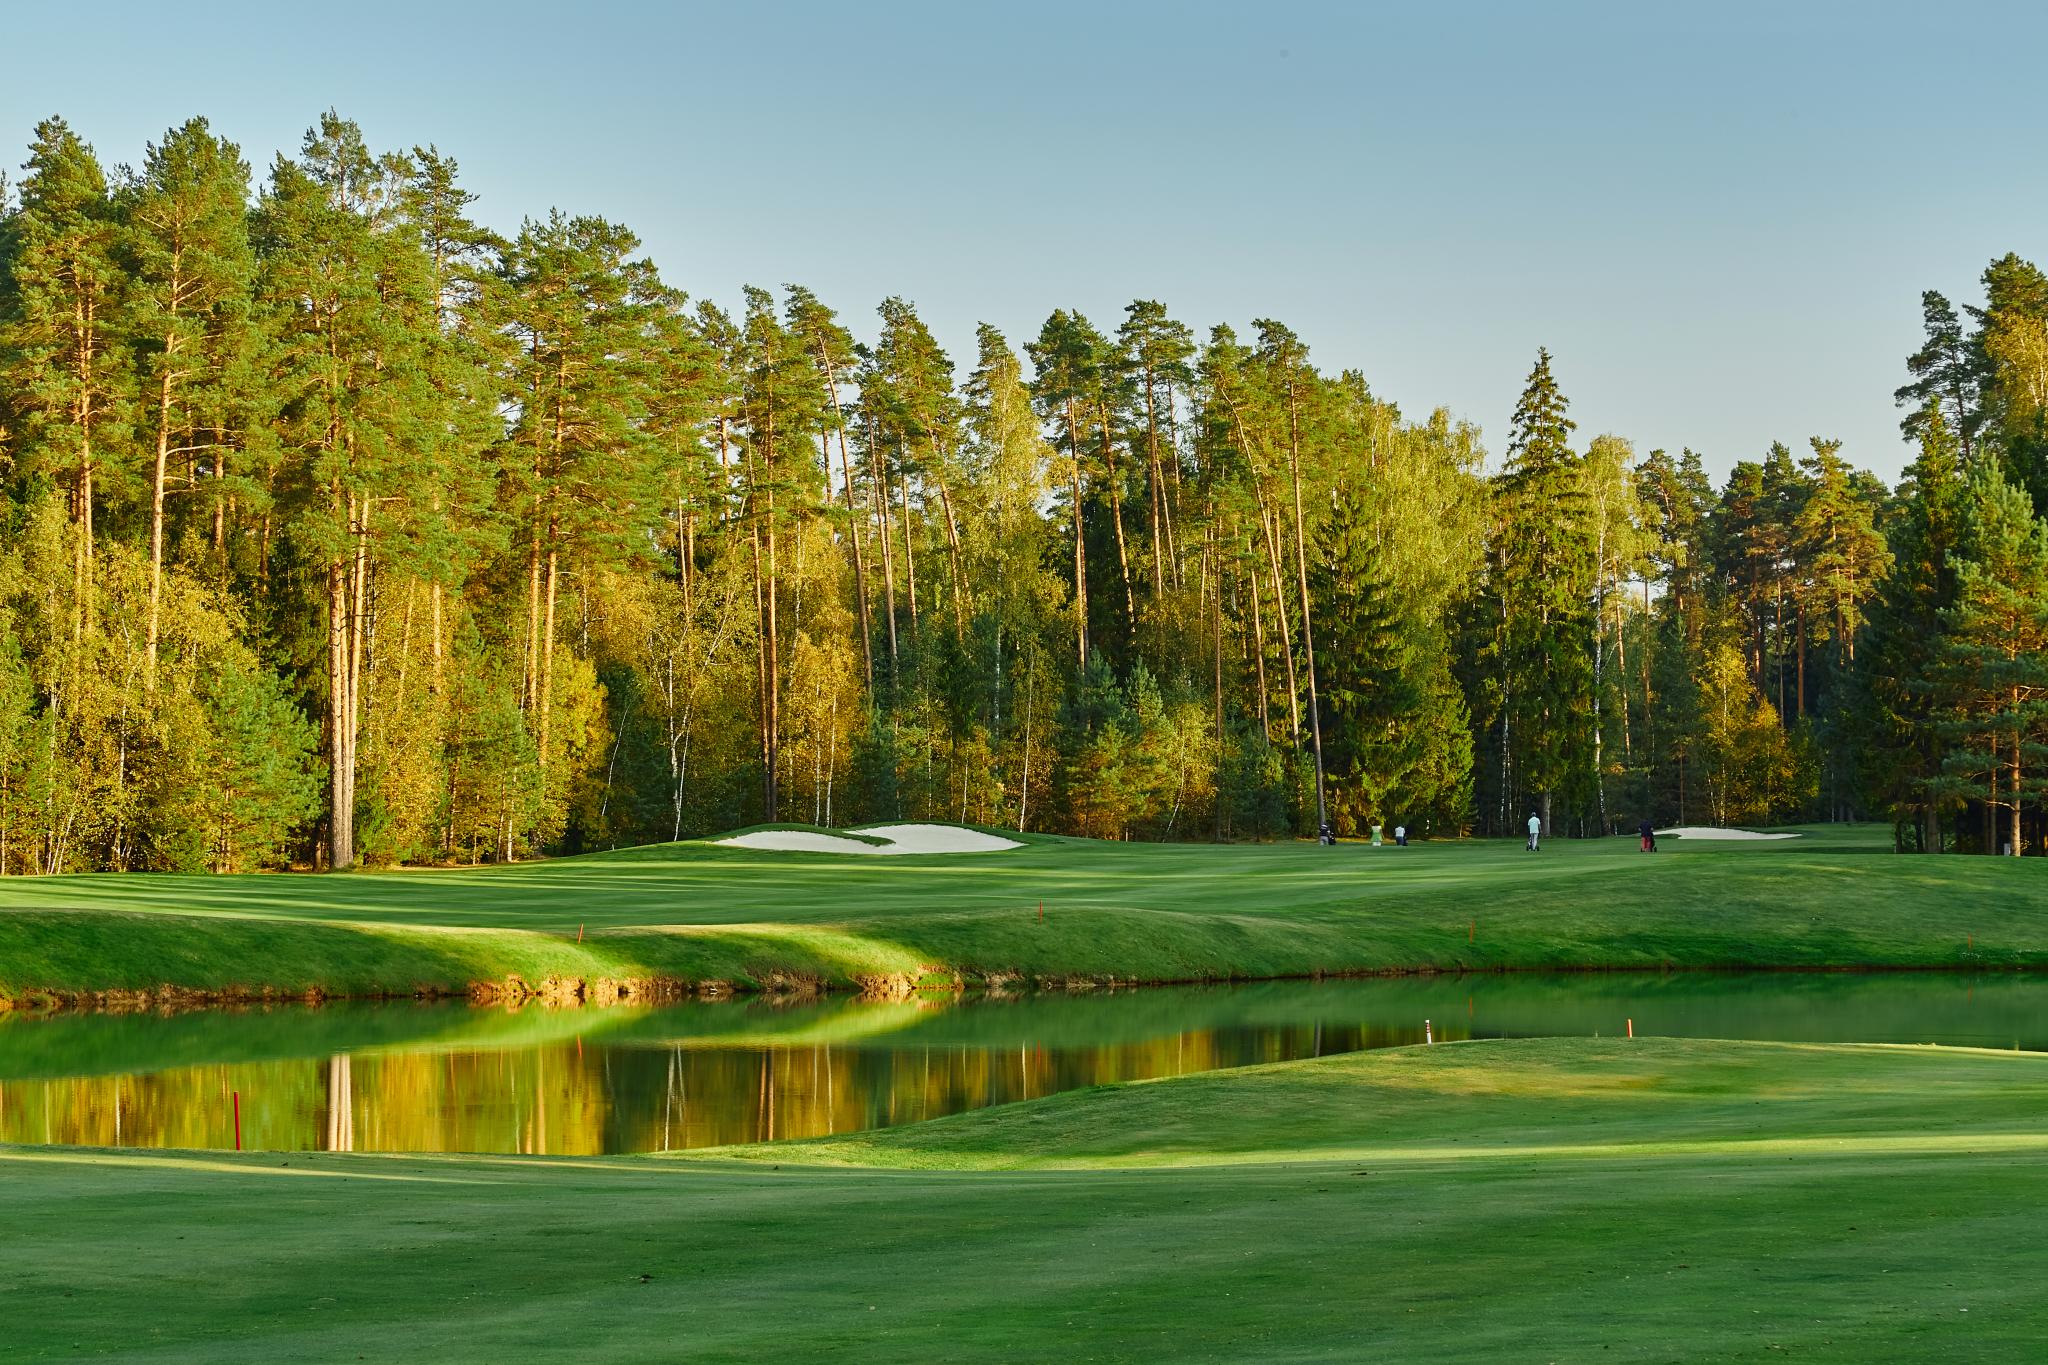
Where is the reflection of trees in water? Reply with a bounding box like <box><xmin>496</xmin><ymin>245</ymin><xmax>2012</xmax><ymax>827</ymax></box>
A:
<box><xmin>325</xmin><ymin>1054</ymin><xmax>352</xmax><ymax>1152</ymax></box>
<box><xmin>6</xmin><ymin>975</ymin><xmax>2041</xmax><ymax>1154</ymax></box>
<box><xmin>0</xmin><ymin>1023</ymin><xmax>1426</xmax><ymax>1155</ymax></box>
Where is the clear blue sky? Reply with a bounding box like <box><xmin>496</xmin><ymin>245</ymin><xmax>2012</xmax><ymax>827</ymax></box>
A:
<box><xmin>6</xmin><ymin>0</ymin><xmax>2043</xmax><ymax>482</ymax></box>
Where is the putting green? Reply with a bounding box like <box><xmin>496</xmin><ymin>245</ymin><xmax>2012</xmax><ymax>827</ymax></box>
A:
<box><xmin>3</xmin><ymin>1037</ymin><xmax>2042</xmax><ymax>1360</ymax></box>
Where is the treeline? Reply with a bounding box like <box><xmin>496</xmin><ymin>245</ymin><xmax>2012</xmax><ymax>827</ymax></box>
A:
<box><xmin>0</xmin><ymin>112</ymin><xmax>2044</xmax><ymax>871</ymax></box>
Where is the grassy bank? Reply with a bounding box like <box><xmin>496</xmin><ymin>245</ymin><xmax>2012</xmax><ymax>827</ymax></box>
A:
<box><xmin>3</xmin><ymin>824</ymin><xmax>2046</xmax><ymax>1003</ymax></box>
<box><xmin>4</xmin><ymin>1037</ymin><xmax>2044</xmax><ymax>1360</ymax></box>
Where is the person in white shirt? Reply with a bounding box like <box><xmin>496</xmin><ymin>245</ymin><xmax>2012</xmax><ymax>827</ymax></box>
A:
<box><xmin>1526</xmin><ymin>813</ymin><xmax>1542</xmax><ymax>851</ymax></box>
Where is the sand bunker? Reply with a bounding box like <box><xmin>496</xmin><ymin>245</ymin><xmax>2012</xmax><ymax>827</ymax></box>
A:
<box><xmin>1654</xmin><ymin>826</ymin><xmax>1801</xmax><ymax>841</ymax></box>
<box><xmin>715</xmin><ymin>823</ymin><xmax>1023</xmax><ymax>855</ymax></box>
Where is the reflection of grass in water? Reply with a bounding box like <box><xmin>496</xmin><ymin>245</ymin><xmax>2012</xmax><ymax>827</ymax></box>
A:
<box><xmin>8</xmin><ymin>970</ymin><xmax>2048</xmax><ymax>1085</ymax></box>
<box><xmin>0</xmin><ymin>1000</ymin><xmax>662</xmax><ymax>1081</ymax></box>
<box><xmin>6</xmin><ymin>1038</ymin><xmax>2047</xmax><ymax>1360</ymax></box>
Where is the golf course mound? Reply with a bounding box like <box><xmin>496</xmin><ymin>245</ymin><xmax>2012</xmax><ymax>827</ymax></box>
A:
<box><xmin>4</xmin><ymin>825</ymin><xmax>2046</xmax><ymax>1006</ymax></box>
<box><xmin>713</xmin><ymin>822</ymin><xmax>1023</xmax><ymax>855</ymax></box>
<box><xmin>697</xmin><ymin>1035</ymin><xmax>2048</xmax><ymax>1171</ymax></box>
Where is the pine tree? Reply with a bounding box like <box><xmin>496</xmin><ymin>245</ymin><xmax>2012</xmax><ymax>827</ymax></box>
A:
<box><xmin>0</xmin><ymin>118</ymin><xmax>130</xmax><ymax>647</ymax></box>
<box><xmin>1115</xmin><ymin>300</ymin><xmax>1196</xmax><ymax>601</ymax></box>
<box><xmin>123</xmin><ymin>117</ymin><xmax>256</xmax><ymax>688</ymax></box>
<box><xmin>783</xmin><ymin>286</ymin><xmax>873</xmax><ymax>685</ymax></box>
<box><xmin>1929</xmin><ymin>461</ymin><xmax>2048</xmax><ymax>854</ymax></box>
<box><xmin>1313</xmin><ymin>472</ymin><xmax>1425</xmax><ymax>832</ymax></box>
<box><xmin>1027</xmin><ymin>310</ymin><xmax>1108</xmax><ymax>668</ymax></box>
<box><xmin>1896</xmin><ymin>290</ymin><xmax>1982</xmax><ymax>459</ymax></box>
<box><xmin>1976</xmin><ymin>253</ymin><xmax>2048</xmax><ymax>513</ymax></box>
<box><xmin>499</xmin><ymin>212</ymin><xmax>671</xmax><ymax>814</ymax></box>
<box><xmin>1251</xmin><ymin>320</ymin><xmax>1330</xmax><ymax>835</ymax></box>
<box><xmin>1850</xmin><ymin>403</ymin><xmax>1967</xmax><ymax>849</ymax></box>
<box><xmin>1491</xmin><ymin>348</ymin><xmax>1595</xmax><ymax>835</ymax></box>
<box><xmin>255</xmin><ymin>113</ymin><xmax>441</xmax><ymax>868</ymax></box>
<box><xmin>201</xmin><ymin>662</ymin><xmax>322</xmax><ymax>871</ymax></box>
<box><xmin>730</xmin><ymin>286</ymin><xmax>825</xmax><ymax>818</ymax></box>
<box><xmin>1794</xmin><ymin>438</ymin><xmax>1890</xmax><ymax>684</ymax></box>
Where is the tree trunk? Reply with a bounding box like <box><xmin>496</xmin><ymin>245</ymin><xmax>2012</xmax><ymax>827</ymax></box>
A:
<box><xmin>146</xmin><ymin>364</ymin><xmax>175</xmax><ymax>688</ymax></box>
<box><xmin>868</xmin><ymin>406</ymin><xmax>899</xmax><ymax>678</ymax></box>
<box><xmin>896</xmin><ymin>464</ymin><xmax>917</xmax><ymax>642</ymax></box>
<box><xmin>1098</xmin><ymin>405</ymin><xmax>1137</xmax><ymax>639</ymax></box>
<box><xmin>765</xmin><ymin>496</ymin><xmax>781</xmax><ymax>819</ymax></box>
<box><xmin>927</xmin><ymin>442</ymin><xmax>969</xmax><ymax>639</ymax></box>
<box><xmin>2010</xmin><ymin>743</ymin><xmax>2022</xmax><ymax>856</ymax></box>
<box><xmin>524</xmin><ymin>512</ymin><xmax>543</xmax><ymax>710</ymax></box>
<box><xmin>831</xmin><ymin>397</ymin><xmax>874</xmax><ymax>685</ymax></box>
<box><xmin>1143</xmin><ymin>373</ymin><xmax>1167</xmax><ymax>594</ymax></box>
<box><xmin>1593</xmin><ymin>513</ymin><xmax>1607</xmax><ymax>832</ymax></box>
<box><xmin>1284</xmin><ymin>385</ymin><xmax>1327</xmax><ymax>833</ymax></box>
<box><xmin>1065</xmin><ymin>396</ymin><xmax>1089</xmax><ymax>667</ymax></box>
<box><xmin>327</xmin><ymin>547</ymin><xmax>353</xmax><ymax>870</ymax></box>
<box><xmin>1256</xmin><ymin>502</ymin><xmax>1301</xmax><ymax>741</ymax></box>
<box><xmin>1245</xmin><ymin>534</ymin><xmax>1272</xmax><ymax>739</ymax></box>
<box><xmin>1796</xmin><ymin>604</ymin><xmax>1807</xmax><ymax>720</ymax></box>
<box><xmin>212</xmin><ymin>432</ymin><xmax>227</xmax><ymax>560</ymax></box>
<box><xmin>1018</xmin><ymin>649</ymin><xmax>1035</xmax><ymax>833</ymax></box>
<box><xmin>811</xmin><ymin>344</ymin><xmax>872</xmax><ymax>684</ymax></box>
<box><xmin>538</xmin><ymin>530</ymin><xmax>559</xmax><ymax>767</ymax></box>
<box><xmin>1211</xmin><ymin>531</ymin><xmax>1225</xmax><ymax>842</ymax></box>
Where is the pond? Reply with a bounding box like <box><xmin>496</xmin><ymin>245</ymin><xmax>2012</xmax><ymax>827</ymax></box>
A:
<box><xmin>2</xmin><ymin>973</ymin><xmax>2041</xmax><ymax>1155</ymax></box>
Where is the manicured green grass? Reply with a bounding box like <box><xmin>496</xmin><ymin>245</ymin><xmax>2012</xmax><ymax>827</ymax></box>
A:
<box><xmin>3</xmin><ymin>823</ymin><xmax>2045</xmax><ymax>1001</ymax></box>
<box><xmin>5</xmin><ymin>1037</ymin><xmax>2043</xmax><ymax>1360</ymax></box>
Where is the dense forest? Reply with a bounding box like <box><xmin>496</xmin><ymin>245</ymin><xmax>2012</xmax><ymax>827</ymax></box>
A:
<box><xmin>2</xmin><ymin>112</ymin><xmax>2045</xmax><ymax>872</ymax></box>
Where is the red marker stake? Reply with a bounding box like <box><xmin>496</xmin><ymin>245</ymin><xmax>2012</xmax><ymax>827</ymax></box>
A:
<box><xmin>1037</xmin><ymin>901</ymin><xmax>1043</xmax><ymax>924</ymax></box>
<box><xmin>232</xmin><ymin>1091</ymin><xmax>242</xmax><ymax>1151</ymax></box>
<box><xmin>1627</xmin><ymin>1018</ymin><xmax>1634</xmax><ymax>1039</ymax></box>
<box><xmin>578</xmin><ymin>923</ymin><xmax>585</xmax><ymax>943</ymax></box>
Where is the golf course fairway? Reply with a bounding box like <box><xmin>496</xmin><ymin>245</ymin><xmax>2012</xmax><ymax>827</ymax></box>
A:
<box><xmin>3</xmin><ymin>1036</ymin><xmax>2043</xmax><ymax>1361</ymax></box>
<box><xmin>3</xmin><ymin>824</ymin><xmax>2045</xmax><ymax>1005</ymax></box>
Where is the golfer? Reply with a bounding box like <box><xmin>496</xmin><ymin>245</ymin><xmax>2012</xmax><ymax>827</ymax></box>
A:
<box><xmin>1638</xmin><ymin>818</ymin><xmax>1656</xmax><ymax>853</ymax></box>
<box><xmin>1526</xmin><ymin>813</ymin><xmax>1541</xmax><ymax>851</ymax></box>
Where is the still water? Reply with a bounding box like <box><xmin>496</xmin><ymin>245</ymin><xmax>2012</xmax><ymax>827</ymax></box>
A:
<box><xmin>1</xmin><ymin>973</ymin><xmax>2041</xmax><ymax>1155</ymax></box>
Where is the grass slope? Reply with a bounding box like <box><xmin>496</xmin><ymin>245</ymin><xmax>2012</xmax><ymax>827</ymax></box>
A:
<box><xmin>3</xmin><ymin>824</ymin><xmax>2046</xmax><ymax>1001</ymax></box>
<box><xmin>3</xmin><ymin>1038</ymin><xmax>2043</xmax><ymax>1361</ymax></box>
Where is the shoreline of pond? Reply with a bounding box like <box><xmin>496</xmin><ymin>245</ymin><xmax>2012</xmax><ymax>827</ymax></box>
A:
<box><xmin>7</xmin><ymin>956</ymin><xmax>2048</xmax><ymax>1020</ymax></box>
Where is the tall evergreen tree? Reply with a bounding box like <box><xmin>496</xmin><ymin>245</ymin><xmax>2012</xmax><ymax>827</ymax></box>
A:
<box><xmin>0</xmin><ymin>117</ymin><xmax>129</xmax><ymax>644</ymax></box>
<box><xmin>1895</xmin><ymin>290</ymin><xmax>1983</xmax><ymax>459</ymax></box>
<box><xmin>1490</xmin><ymin>348</ymin><xmax>1595</xmax><ymax>834</ymax></box>
<box><xmin>1027</xmin><ymin>310</ymin><xmax>1107</xmax><ymax>668</ymax></box>
<box><xmin>255</xmin><ymin>113</ymin><xmax>432</xmax><ymax>869</ymax></box>
<box><xmin>124</xmin><ymin>118</ymin><xmax>255</xmax><ymax>687</ymax></box>
<box><xmin>1929</xmin><ymin>461</ymin><xmax>2048</xmax><ymax>854</ymax></box>
<box><xmin>1849</xmin><ymin>404</ymin><xmax>1967</xmax><ymax>849</ymax></box>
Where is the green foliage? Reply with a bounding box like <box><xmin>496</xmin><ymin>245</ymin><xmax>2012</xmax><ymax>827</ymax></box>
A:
<box><xmin>1927</xmin><ymin>462</ymin><xmax>2048</xmax><ymax>852</ymax></box>
<box><xmin>1</xmin><ymin>109</ymin><xmax>2044</xmax><ymax>864</ymax></box>
<box><xmin>199</xmin><ymin>663</ymin><xmax>323</xmax><ymax>870</ymax></box>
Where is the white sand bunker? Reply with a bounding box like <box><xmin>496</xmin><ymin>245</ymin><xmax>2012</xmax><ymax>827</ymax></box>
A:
<box><xmin>715</xmin><ymin>823</ymin><xmax>1022</xmax><ymax>855</ymax></box>
<box><xmin>1654</xmin><ymin>826</ymin><xmax>1801</xmax><ymax>841</ymax></box>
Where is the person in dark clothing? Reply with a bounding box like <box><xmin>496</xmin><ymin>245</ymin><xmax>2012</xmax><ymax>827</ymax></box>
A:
<box><xmin>1638</xmin><ymin>819</ymin><xmax>1656</xmax><ymax>853</ymax></box>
